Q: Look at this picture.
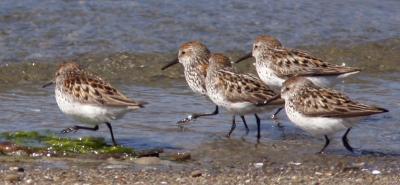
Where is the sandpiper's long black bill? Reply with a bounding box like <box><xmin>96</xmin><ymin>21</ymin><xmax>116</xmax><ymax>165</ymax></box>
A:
<box><xmin>161</xmin><ymin>58</ymin><xmax>179</xmax><ymax>70</ymax></box>
<box><xmin>42</xmin><ymin>81</ymin><xmax>54</xmax><ymax>88</ymax></box>
<box><xmin>234</xmin><ymin>52</ymin><xmax>252</xmax><ymax>64</ymax></box>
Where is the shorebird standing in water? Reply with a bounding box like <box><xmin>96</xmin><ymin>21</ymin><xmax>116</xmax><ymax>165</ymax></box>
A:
<box><xmin>205</xmin><ymin>53</ymin><xmax>284</xmax><ymax>139</ymax></box>
<box><xmin>162</xmin><ymin>41</ymin><xmax>250</xmax><ymax>133</ymax></box>
<box><xmin>234</xmin><ymin>35</ymin><xmax>361</xmax><ymax>120</ymax></box>
<box><xmin>43</xmin><ymin>62</ymin><xmax>146</xmax><ymax>146</ymax></box>
<box><xmin>266</xmin><ymin>77</ymin><xmax>388</xmax><ymax>153</ymax></box>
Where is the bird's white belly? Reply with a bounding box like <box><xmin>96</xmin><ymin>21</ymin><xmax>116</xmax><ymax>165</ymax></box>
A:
<box><xmin>256</xmin><ymin>65</ymin><xmax>284</xmax><ymax>90</ymax></box>
<box><xmin>285</xmin><ymin>105</ymin><xmax>349</xmax><ymax>136</ymax></box>
<box><xmin>207</xmin><ymin>90</ymin><xmax>276</xmax><ymax>115</ymax></box>
<box><xmin>207</xmin><ymin>90</ymin><xmax>230</xmax><ymax>110</ymax></box>
<box><xmin>55</xmin><ymin>89</ymin><xmax>129</xmax><ymax>125</ymax></box>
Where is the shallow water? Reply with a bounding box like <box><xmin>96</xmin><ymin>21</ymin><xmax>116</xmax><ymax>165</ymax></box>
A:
<box><xmin>0</xmin><ymin>0</ymin><xmax>400</xmax><ymax>62</ymax></box>
<box><xmin>0</xmin><ymin>72</ymin><xmax>398</xmax><ymax>154</ymax></box>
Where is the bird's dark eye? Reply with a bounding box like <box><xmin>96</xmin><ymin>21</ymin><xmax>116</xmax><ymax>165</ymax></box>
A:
<box><xmin>56</xmin><ymin>72</ymin><xmax>60</xmax><ymax>76</ymax></box>
<box><xmin>181</xmin><ymin>51</ymin><xmax>186</xmax><ymax>55</ymax></box>
<box><xmin>254</xmin><ymin>45</ymin><xmax>258</xmax><ymax>49</ymax></box>
<box><xmin>282</xmin><ymin>87</ymin><xmax>289</xmax><ymax>92</ymax></box>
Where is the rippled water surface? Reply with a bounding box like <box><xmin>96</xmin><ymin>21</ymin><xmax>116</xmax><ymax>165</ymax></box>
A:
<box><xmin>0</xmin><ymin>0</ymin><xmax>399</xmax><ymax>61</ymax></box>
<box><xmin>0</xmin><ymin>73</ymin><xmax>398</xmax><ymax>153</ymax></box>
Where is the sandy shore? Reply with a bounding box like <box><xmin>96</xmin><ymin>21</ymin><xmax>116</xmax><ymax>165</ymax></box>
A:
<box><xmin>1</xmin><ymin>138</ymin><xmax>399</xmax><ymax>184</ymax></box>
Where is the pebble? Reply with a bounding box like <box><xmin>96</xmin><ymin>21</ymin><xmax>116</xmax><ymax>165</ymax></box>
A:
<box><xmin>136</xmin><ymin>149</ymin><xmax>163</xmax><ymax>158</ymax></box>
<box><xmin>25</xmin><ymin>178</ymin><xmax>33</xmax><ymax>184</ymax></box>
<box><xmin>5</xmin><ymin>173</ymin><xmax>21</xmax><ymax>182</ymax></box>
<box><xmin>160</xmin><ymin>151</ymin><xmax>191</xmax><ymax>162</ymax></box>
<box><xmin>9</xmin><ymin>166</ymin><xmax>24</xmax><ymax>172</ymax></box>
<box><xmin>134</xmin><ymin>157</ymin><xmax>161</xmax><ymax>165</ymax></box>
<box><xmin>254</xmin><ymin>163</ymin><xmax>264</xmax><ymax>168</ymax></box>
<box><xmin>371</xmin><ymin>170</ymin><xmax>381</xmax><ymax>175</ymax></box>
<box><xmin>191</xmin><ymin>170</ymin><xmax>202</xmax><ymax>177</ymax></box>
<box><xmin>289</xmin><ymin>162</ymin><xmax>302</xmax><ymax>166</ymax></box>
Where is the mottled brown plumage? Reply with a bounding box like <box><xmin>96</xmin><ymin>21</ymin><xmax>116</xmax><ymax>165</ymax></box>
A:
<box><xmin>255</xmin><ymin>35</ymin><xmax>283</xmax><ymax>49</ymax></box>
<box><xmin>161</xmin><ymin>41</ymin><xmax>222</xmax><ymax>125</ymax></box>
<box><xmin>235</xmin><ymin>35</ymin><xmax>361</xmax><ymax>89</ymax></box>
<box><xmin>282</xmin><ymin>77</ymin><xmax>387</xmax><ymax>118</ymax></box>
<box><xmin>267</xmin><ymin>48</ymin><xmax>361</xmax><ymax>78</ymax></box>
<box><xmin>279</xmin><ymin>76</ymin><xmax>388</xmax><ymax>153</ymax></box>
<box><xmin>216</xmin><ymin>69</ymin><xmax>282</xmax><ymax>105</ymax></box>
<box><xmin>52</xmin><ymin>62</ymin><xmax>146</xmax><ymax>146</ymax></box>
<box><xmin>56</xmin><ymin>62</ymin><xmax>145</xmax><ymax>109</ymax></box>
<box><xmin>206</xmin><ymin>53</ymin><xmax>284</xmax><ymax>139</ymax></box>
<box><xmin>206</xmin><ymin>53</ymin><xmax>283</xmax><ymax>112</ymax></box>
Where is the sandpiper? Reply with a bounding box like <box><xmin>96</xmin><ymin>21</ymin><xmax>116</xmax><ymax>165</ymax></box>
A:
<box><xmin>161</xmin><ymin>41</ymin><xmax>221</xmax><ymax>124</ymax></box>
<box><xmin>205</xmin><ymin>53</ymin><xmax>284</xmax><ymax>139</ymax></box>
<box><xmin>43</xmin><ymin>62</ymin><xmax>146</xmax><ymax>146</ymax></box>
<box><xmin>234</xmin><ymin>35</ymin><xmax>361</xmax><ymax>90</ymax></box>
<box><xmin>266</xmin><ymin>77</ymin><xmax>388</xmax><ymax>153</ymax></box>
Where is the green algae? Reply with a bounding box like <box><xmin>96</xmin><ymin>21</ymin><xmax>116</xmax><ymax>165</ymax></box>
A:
<box><xmin>0</xmin><ymin>131</ymin><xmax>135</xmax><ymax>157</ymax></box>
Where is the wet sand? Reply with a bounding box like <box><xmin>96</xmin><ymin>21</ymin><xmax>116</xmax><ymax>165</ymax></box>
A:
<box><xmin>1</xmin><ymin>138</ymin><xmax>400</xmax><ymax>184</ymax></box>
<box><xmin>1</xmin><ymin>38</ymin><xmax>400</xmax><ymax>87</ymax></box>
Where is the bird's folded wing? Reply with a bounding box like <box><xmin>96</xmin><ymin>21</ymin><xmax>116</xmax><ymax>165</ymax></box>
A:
<box><xmin>63</xmin><ymin>73</ymin><xmax>145</xmax><ymax>109</ymax></box>
<box><xmin>293</xmin><ymin>88</ymin><xmax>387</xmax><ymax>118</ymax></box>
<box><xmin>216</xmin><ymin>70</ymin><xmax>282</xmax><ymax>105</ymax></box>
<box><xmin>269</xmin><ymin>48</ymin><xmax>361</xmax><ymax>78</ymax></box>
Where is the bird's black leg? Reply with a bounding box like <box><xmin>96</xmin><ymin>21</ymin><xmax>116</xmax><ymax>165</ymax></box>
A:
<box><xmin>271</xmin><ymin>107</ymin><xmax>284</xmax><ymax>127</ymax></box>
<box><xmin>227</xmin><ymin>115</ymin><xmax>236</xmax><ymax>137</ymax></box>
<box><xmin>271</xmin><ymin>107</ymin><xmax>283</xmax><ymax>120</ymax></box>
<box><xmin>342</xmin><ymin>128</ymin><xmax>354</xmax><ymax>153</ymax></box>
<box><xmin>177</xmin><ymin>106</ymin><xmax>219</xmax><ymax>125</ymax></box>
<box><xmin>105</xmin><ymin>122</ymin><xmax>118</xmax><ymax>146</ymax></box>
<box><xmin>61</xmin><ymin>125</ymin><xmax>99</xmax><ymax>134</ymax></box>
<box><xmin>240</xmin><ymin>115</ymin><xmax>249</xmax><ymax>135</ymax></box>
<box><xmin>254</xmin><ymin>114</ymin><xmax>261</xmax><ymax>140</ymax></box>
<box><xmin>318</xmin><ymin>135</ymin><xmax>330</xmax><ymax>154</ymax></box>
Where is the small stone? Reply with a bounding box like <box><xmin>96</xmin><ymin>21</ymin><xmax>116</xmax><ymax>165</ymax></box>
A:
<box><xmin>160</xmin><ymin>151</ymin><xmax>191</xmax><ymax>162</ymax></box>
<box><xmin>9</xmin><ymin>166</ymin><xmax>24</xmax><ymax>172</ymax></box>
<box><xmin>134</xmin><ymin>157</ymin><xmax>161</xmax><ymax>165</ymax></box>
<box><xmin>191</xmin><ymin>170</ymin><xmax>202</xmax><ymax>177</ymax></box>
<box><xmin>5</xmin><ymin>174</ymin><xmax>21</xmax><ymax>182</ymax></box>
<box><xmin>289</xmin><ymin>162</ymin><xmax>302</xmax><ymax>166</ymax></box>
<box><xmin>254</xmin><ymin>162</ymin><xmax>264</xmax><ymax>168</ymax></box>
<box><xmin>13</xmin><ymin>150</ymin><xmax>29</xmax><ymax>156</ymax></box>
<box><xmin>352</xmin><ymin>162</ymin><xmax>365</xmax><ymax>167</ymax></box>
<box><xmin>136</xmin><ymin>149</ymin><xmax>163</xmax><ymax>158</ymax></box>
<box><xmin>371</xmin><ymin>170</ymin><xmax>381</xmax><ymax>175</ymax></box>
<box><xmin>25</xmin><ymin>178</ymin><xmax>33</xmax><ymax>184</ymax></box>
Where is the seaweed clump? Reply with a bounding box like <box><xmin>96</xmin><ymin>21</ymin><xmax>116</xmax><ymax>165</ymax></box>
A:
<box><xmin>0</xmin><ymin>131</ymin><xmax>135</xmax><ymax>157</ymax></box>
